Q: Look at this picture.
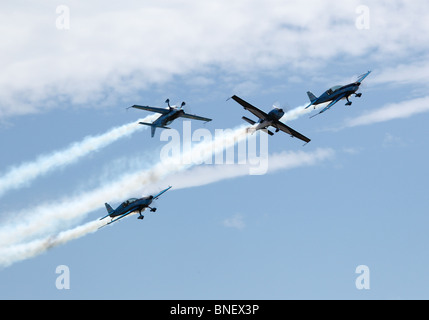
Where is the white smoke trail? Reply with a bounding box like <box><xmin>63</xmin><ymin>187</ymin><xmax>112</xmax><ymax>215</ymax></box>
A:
<box><xmin>0</xmin><ymin>218</ymin><xmax>105</xmax><ymax>268</ymax></box>
<box><xmin>0</xmin><ymin>147</ymin><xmax>335</xmax><ymax>268</ymax></box>
<box><xmin>0</xmin><ymin>125</ymin><xmax>250</xmax><ymax>248</ymax></box>
<box><xmin>0</xmin><ymin>101</ymin><xmax>317</xmax><ymax>200</ymax></box>
<box><xmin>0</xmin><ymin>114</ymin><xmax>158</xmax><ymax>198</ymax></box>
<box><xmin>154</xmin><ymin>148</ymin><xmax>335</xmax><ymax>191</ymax></box>
<box><xmin>281</xmin><ymin>102</ymin><xmax>329</xmax><ymax>122</ymax></box>
<box><xmin>0</xmin><ymin>103</ymin><xmax>335</xmax><ymax>267</ymax></box>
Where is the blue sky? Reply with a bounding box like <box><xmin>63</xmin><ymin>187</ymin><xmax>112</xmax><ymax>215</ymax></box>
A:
<box><xmin>1</xmin><ymin>0</ymin><xmax>429</xmax><ymax>299</ymax></box>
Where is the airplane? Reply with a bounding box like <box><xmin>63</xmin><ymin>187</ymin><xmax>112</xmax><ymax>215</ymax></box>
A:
<box><xmin>229</xmin><ymin>95</ymin><xmax>311</xmax><ymax>144</ymax></box>
<box><xmin>305</xmin><ymin>71</ymin><xmax>372</xmax><ymax>118</ymax></box>
<box><xmin>99</xmin><ymin>186</ymin><xmax>172</xmax><ymax>227</ymax></box>
<box><xmin>129</xmin><ymin>99</ymin><xmax>212</xmax><ymax>137</ymax></box>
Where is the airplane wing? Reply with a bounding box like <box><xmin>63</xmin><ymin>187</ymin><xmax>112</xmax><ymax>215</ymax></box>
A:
<box><xmin>180</xmin><ymin>113</ymin><xmax>212</xmax><ymax>122</ymax></box>
<box><xmin>98</xmin><ymin>209</ymin><xmax>136</xmax><ymax>228</ymax></box>
<box><xmin>153</xmin><ymin>186</ymin><xmax>172</xmax><ymax>200</ymax></box>
<box><xmin>130</xmin><ymin>105</ymin><xmax>170</xmax><ymax>115</ymax></box>
<box><xmin>273</xmin><ymin>121</ymin><xmax>311</xmax><ymax>144</ymax></box>
<box><xmin>107</xmin><ymin>211</ymin><xmax>133</xmax><ymax>225</ymax></box>
<box><xmin>230</xmin><ymin>95</ymin><xmax>268</xmax><ymax>120</ymax></box>
<box><xmin>310</xmin><ymin>93</ymin><xmax>347</xmax><ymax>118</ymax></box>
<box><xmin>356</xmin><ymin>70</ymin><xmax>372</xmax><ymax>84</ymax></box>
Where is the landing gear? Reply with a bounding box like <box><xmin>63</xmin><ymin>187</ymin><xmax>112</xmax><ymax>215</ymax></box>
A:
<box><xmin>149</xmin><ymin>207</ymin><xmax>157</xmax><ymax>213</ymax></box>
<box><xmin>345</xmin><ymin>96</ymin><xmax>352</xmax><ymax>106</ymax></box>
<box><xmin>137</xmin><ymin>209</ymin><xmax>144</xmax><ymax>220</ymax></box>
<box><xmin>355</xmin><ymin>93</ymin><xmax>362</xmax><ymax>98</ymax></box>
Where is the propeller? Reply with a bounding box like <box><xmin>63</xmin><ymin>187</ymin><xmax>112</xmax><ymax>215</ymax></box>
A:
<box><xmin>272</xmin><ymin>101</ymin><xmax>289</xmax><ymax>114</ymax></box>
<box><xmin>165</xmin><ymin>98</ymin><xmax>188</xmax><ymax>110</ymax></box>
<box><xmin>165</xmin><ymin>98</ymin><xmax>172</xmax><ymax>109</ymax></box>
<box><xmin>179</xmin><ymin>101</ymin><xmax>193</xmax><ymax>115</ymax></box>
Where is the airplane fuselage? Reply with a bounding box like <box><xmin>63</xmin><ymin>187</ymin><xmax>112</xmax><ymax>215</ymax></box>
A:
<box><xmin>110</xmin><ymin>196</ymin><xmax>154</xmax><ymax>218</ymax></box>
<box><xmin>153</xmin><ymin>108</ymin><xmax>185</xmax><ymax>127</ymax></box>
<box><xmin>255</xmin><ymin>108</ymin><xmax>285</xmax><ymax>130</ymax></box>
<box><xmin>314</xmin><ymin>83</ymin><xmax>360</xmax><ymax>105</ymax></box>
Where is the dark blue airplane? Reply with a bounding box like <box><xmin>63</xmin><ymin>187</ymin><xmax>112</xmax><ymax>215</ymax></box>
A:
<box><xmin>229</xmin><ymin>95</ymin><xmax>311</xmax><ymax>144</ymax></box>
<box><xmin>305</xmin><ymin>71</ymin><xmax>371</xmax><ymax>118</ymax></box>
<box><xmin>99</xmin><ymin>186</ymin><xmax>172</xmax><ymax>227</ymax></box>
<box><xmin>129</xmin><ymin>99</ymin><xmax>212</xmax><ymax>137</ymax></box>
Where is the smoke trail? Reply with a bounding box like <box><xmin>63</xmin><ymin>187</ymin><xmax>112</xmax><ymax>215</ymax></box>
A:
<box><xmin>0</xmin><ymin>218</ymin><xmax>105</xmax><ymax>268</ymax></box>
<box><xmin>0</xmin><ymin>100</ymin><xmax>317</xmax><ymax>199</ymax></box>
<box><xmin>153</xmin><ymin>148</ymin><xmax>335</xmax><ymax>191</ymax></box>
<box><xmin>0</xmin><ymin>114</ymin><xmax>158</xmax><ymax>198</ymax></box>
<box><xmin>0</xmin><ymin>101</ymin><xmax>312</xmax><ymax>199</ymax></box>
<box><xmin>281</xmin><ymin>102</ymin><xmax>329</xmax><ymax>122</ymax></box>
<box><xmin>0</xmin><ymin>125</ymin><xmax>250</xmax><ymax>247</ymax></box>
<box><xmin>0</xmin><ymin>97</ymin><xmax>338</xmax><ymax>267</ymax></box>
<box><xmin>0</xmin><ymin>147</ymin><xmax>335</xmax><ymax>268</ymax></box>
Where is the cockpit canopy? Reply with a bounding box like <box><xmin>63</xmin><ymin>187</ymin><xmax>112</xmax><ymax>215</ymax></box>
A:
<box><xmin>326</xmin><ymin>85</ymin><xmax>343</xmax><ymax>95</ymax></box>
<box><xmin>122</xmin><ymin>198</ymin><xmax>139</xmax><ymax>207</ymax></box>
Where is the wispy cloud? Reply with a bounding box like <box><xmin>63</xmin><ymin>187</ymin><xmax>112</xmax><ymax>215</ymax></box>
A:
<box><xmin>372</xmin><ymin>59</ymin><xmax>429</xmax><ymax>88</ymax></box>
<box><xmin>223</xmin><ymin>214</ymin><xmax>245</xmax><ymax>230</ymax></box>
<box><xmin>341</xmin><ymin>96</ymin><xmax>429</xmax><ymax>129</ymax></box>
<box><xmin>2</xmin><ymin>1</ymin><xmax>429</xmax><ymax>117</ymax></box>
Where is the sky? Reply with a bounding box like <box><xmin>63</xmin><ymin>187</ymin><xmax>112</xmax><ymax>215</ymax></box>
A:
<box><xmin>1</xmin><ymin>0</ymin><xmax>429</xmax><ymax>300</ymax></box>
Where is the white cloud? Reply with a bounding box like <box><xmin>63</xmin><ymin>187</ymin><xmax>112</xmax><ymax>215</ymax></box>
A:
<box><xmin>342</xmin><ymin>96</ymin><xmax>429</xmax><ymax>128</ymax></box>
<box><xmin>1</xmin><ymin>1</ymin><xmax>429</xmax><ymax>118</ymax></box>
<box><xmin>382</xmin><ymin>133</ymin><xmax>405</xmax><ymax>148</ymax></box>
<box><xmin>223</xmin><ymin>213</ymin><xmax>246</xmax><ymax>230</ymax></box>
<box><xmin>342</xmin><ymin>147</ymin><xmax>362</xmax><ymax>155</ymax></box>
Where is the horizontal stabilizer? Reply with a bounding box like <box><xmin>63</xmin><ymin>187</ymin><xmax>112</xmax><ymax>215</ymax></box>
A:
<box><xmin>242</xmin><ymin>116</ymin><xmax>256</xmax><ymax>125</ymax></box>
<box><xmin>100</xmin><ymin>203</ymin><xmax>114</xmax><ymax>221</ymax></box>
<box><xmin>262</xmin><ymin>129</ymin><xmax>275</xmax><ymax>136</ymax></box>
<box><xmin>139</xmin><ymin>122</ymin><xmax>170</xmax><ymax>129</ymax></box>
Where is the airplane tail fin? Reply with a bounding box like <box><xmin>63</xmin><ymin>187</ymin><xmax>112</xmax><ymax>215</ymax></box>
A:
<box><xmin>105</xmin><ymin>203</ymin><xmax>114</xmax><ymax>214</ymax></box>
<box><xmin>139</xmin><ymin>122</ymin><xmax>171</xmax><ymax>137</ymax></box>
<box><xmin>100</xmin><ymin>203</ymin><xmax>114</xmax><ymax>221</ymax></box>
<box><xmin>307</xmin><ymin>91</ymin><xmax>318</xmax><ymax>103</ymax></box>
